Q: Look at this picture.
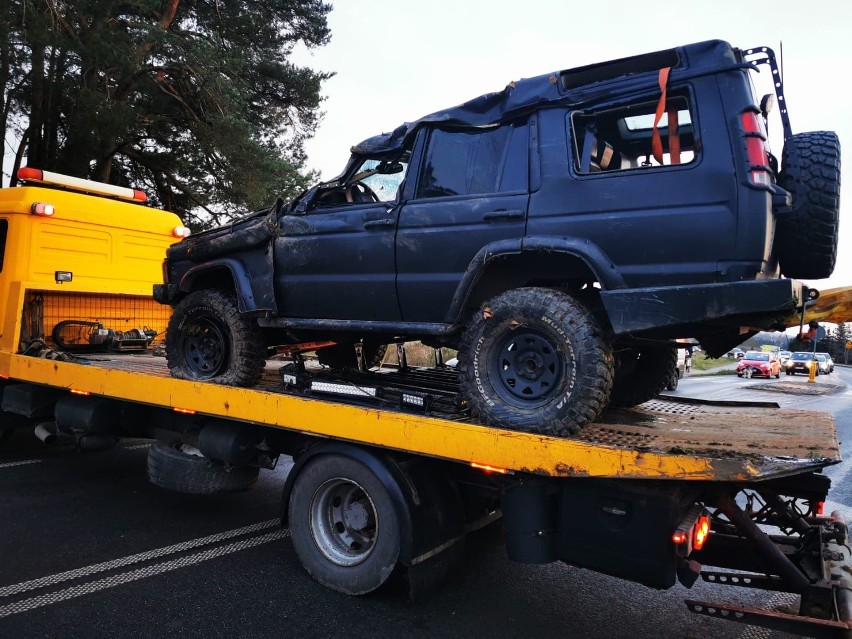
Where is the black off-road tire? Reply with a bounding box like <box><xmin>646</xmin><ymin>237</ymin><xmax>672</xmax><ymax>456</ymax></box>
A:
<box><xmin>166</xmin><ymin>289</ymin><xmax>266</xmax><ymax>387</ymax></box>
<box><xmin>317</xmin><ymin>342</ymin><xmax>387</xmax><ymax>370</ymax></box>
<box><xmin>609</xmin><ymin>348</ymin><xmax>677</xmax><ymax>408</ymax></box>
<box><xmin>288</xmin><ymin>455</ymin><xmax>400</xmax><ymax>595</ymax></box>
<box><xmin>457</xmin><ymin>287</ymin><xmax>614</xmax><ymax>437</ymax></box>
<box><xmin>147</xmin><ymin>441</ymin><xmax>259</xmax><ymax>494</ymax></box>
<box><xmin>776</xmin><ymin>131</ymin><xmax>841</xmax><ymax>279</ymax></box>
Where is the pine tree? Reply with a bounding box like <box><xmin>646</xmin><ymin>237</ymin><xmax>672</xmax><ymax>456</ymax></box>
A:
<box><xmin>2</xmin><ymin>0</ymin><xmax>332</xmax><ymax>228</ymax></box>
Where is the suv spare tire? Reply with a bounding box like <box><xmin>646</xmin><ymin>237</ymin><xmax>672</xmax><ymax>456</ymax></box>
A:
<box><xmin>458</xmin><ymin>287</ymin><xmax>614</xmax><ymax>437</ymax></box>
<box><xmin>147</xmin><ymin>441</ymin><xmax>259</xmax><ymax>494</ymax></box>
<box><xmin>776</xmin><ymin>131</ymin><xmax>841</xmax><ymax>280</ymax></box>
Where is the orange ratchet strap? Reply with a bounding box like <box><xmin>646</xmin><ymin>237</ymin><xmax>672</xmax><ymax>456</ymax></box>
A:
<box><xmin>651</xmin><ymin>66</ymin><xmax>681</xmax><ymax>165</ymax></box>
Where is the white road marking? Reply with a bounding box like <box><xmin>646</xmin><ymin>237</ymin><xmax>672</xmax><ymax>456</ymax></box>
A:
<box><xmin>0</xmin><ymin>518</ymin><xmax>280</xmax><ymax>598</ymax></box>
<box><xmin>118</xmin><ymin>443</ymin><xmax>152</xmax><ymax>450</ymax></box>
<box><xmin>0</xmin><ymin>459</ymin><xmax>42</xmax><ymax>469</ymax></box>
<box><xmin>0</xmin><ymin>529</ymin><xmax>289</xmax><ymax>618</ymax></box>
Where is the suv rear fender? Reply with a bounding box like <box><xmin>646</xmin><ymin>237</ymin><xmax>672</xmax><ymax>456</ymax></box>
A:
<box><xmin>446</xmin><ymin>236</ymin><xmax>625</xmax><ymax>324</ymax></box>
<box><xmin>177</xmin><ymin>258</ymin><xmax>277</xmax><ymax>314</ymax></box>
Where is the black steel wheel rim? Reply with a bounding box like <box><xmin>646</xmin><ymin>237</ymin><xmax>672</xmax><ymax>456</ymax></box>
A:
<box><xmin>490</xmin><ymin>328</ymin><xmax>565</xmax><ymax>407</ymax></box>
<box><xmin>182</xmin><ymin>315</ymin><xmax>230</xmax><ymax>378</ymax></box>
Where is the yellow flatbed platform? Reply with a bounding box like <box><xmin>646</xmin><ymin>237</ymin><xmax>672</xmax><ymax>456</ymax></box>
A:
<box><xmin>1</xmin><ymin>351</ymin><xmax>839</xmax><ymax>482</ymax></box>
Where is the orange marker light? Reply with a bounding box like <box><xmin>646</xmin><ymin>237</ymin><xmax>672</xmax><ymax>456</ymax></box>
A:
<box><xmin>31</xmin><ymin>202</ymin><xmax>55</xmax><ymax>216</ymax></box>
<box><xmin>17</xmin><ymin>167</ymin><xmax>148</xmax><ymax>202</ymax></box>
<box><xmin>70</xmin><ymin>389</ymin><xmax>91</xmax><ymax>396</ymax></box>
<box><xmin>172</xmin><ymin>226</ymin><xmax>192</xmax><ymax>239</ymax></box>
<box><xmin>672</xmin><ymin>531</ymin><xmax>688</xmax><ymax>545</ymax></box>
<box><xmin>470</xmin><ymin>462</ymin><xmax>511</xmax><ymax>475</ymax></box>
<box><xmin>173</xmin><ymin>407</ymin><xmax>197</xmax><ymax>415</ymax></box>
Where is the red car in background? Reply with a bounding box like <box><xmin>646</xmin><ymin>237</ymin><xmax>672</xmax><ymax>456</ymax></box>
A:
<box><xmin>737</xmin><ymin>351</ymin><xmax>781</xmax><ymax>378</ymax></box>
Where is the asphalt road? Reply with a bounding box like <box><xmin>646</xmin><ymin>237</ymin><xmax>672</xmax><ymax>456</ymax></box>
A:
<box><xmin>1</xmin><ymin>368</ymin><xmax>850</xmax><ymax>639</ymax></box>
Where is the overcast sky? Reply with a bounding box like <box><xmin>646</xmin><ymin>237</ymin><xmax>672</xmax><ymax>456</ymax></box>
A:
<box><xmin>294</xmin><ymin>0</ymin><xmax>851</xmax><ymax>292</ymax></box>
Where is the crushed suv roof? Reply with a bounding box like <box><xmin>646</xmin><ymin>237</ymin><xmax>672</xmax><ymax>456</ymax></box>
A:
<box><xmin>353</xmin><ymin>39</ymin><xmax>745</xmax><ymax>157</ymax></box>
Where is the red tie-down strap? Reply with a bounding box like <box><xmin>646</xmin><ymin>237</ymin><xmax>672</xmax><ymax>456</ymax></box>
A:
<box><xmin>651</xmin><ymin>67</ymin><xmax>682</xmax><ymax>166</ymax></box>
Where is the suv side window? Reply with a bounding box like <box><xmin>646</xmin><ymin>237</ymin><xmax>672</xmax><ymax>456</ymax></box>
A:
<box><xmin>570</xmin><ymin>91</ymin><xmax>697</xmax><ymax>174</ymax></box>
<box><xmin>415</xmin><ymin>123</ymin><xmax>527</xmax><ymax>198</ymax></box>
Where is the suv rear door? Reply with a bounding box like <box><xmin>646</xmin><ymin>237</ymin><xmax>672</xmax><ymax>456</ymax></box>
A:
<box><xmin>529</xmin><ymin>83</ymin><xmax>738</xmax><ymax>288</ymax></box>
<box><xmin>395</xmin><ymin>120</ymin><xmax>529</xmax><ymax>322</ymax></box>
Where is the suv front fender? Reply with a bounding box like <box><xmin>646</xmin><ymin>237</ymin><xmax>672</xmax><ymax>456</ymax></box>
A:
<box><xmin>445</xmin><ymin>237</ymin><xmax>626</xmax><ymax>324</ymax></box>
<box><xmin>174</xmin><ymin>257</ymin><xmax>277</xmax><ymax>314</ymax></box>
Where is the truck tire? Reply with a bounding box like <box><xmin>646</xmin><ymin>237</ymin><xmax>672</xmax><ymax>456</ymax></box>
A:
<box><xmin>166</xmin><ymin>289</ymin><xmax>266</xmax><ymax>387</ymax></box>
<box><xmin>776</xmin><ymin>131</ymin><xmax>841</xmax><ymax>279</ymax></box>
<box><xmin>147</xmin><ymin>440</ymin><xmax>259</xmax><ymax>494</ymax></box>
<box><xmin>288</xmin><ymin>455</ymin><xmax>400</xmax><ymax>595</ymax></box>
<box><xmin>457</xmin><ymin>287</ymin><xmax>614</xmax><ymax>437</ymax></box>
<box><xmin>317</xmin><ymin>342</ymin><xmax>387</xmax><ymax>370</ymax></box>
<box><xmin>609</xmin><ymin>348</ymin><xmax>677</xmax><ymax>407</ymax></box>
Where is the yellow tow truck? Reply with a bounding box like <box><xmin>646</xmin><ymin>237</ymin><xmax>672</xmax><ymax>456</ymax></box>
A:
<box><xmin>1</xmin><ymin>170</ymin><xmax>851</xmax><ymax>637</ymax></box>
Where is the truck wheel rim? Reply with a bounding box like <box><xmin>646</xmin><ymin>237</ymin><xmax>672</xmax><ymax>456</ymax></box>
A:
<box><xmin>310</xmin><ymin>478</ymin><xmax>378</xmax><ymax>566</ymax></box>
<box><xmin>492</xmin><ymin>329</ymin><xmax>564</xmax><ymax>406</ymax></box>
<box><xmin>182</xmin><ymin>316</ymin><xmax>229</xmax><ymax>377</ymax></box>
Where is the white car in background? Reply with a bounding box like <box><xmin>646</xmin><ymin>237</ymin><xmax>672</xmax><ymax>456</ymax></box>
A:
<box><xmin>816</xmin><ymin>352</ymin><xmax>835</xmax><ymax>373</ymax></box>
<box><xmin>815</xmin><ymin>353</ymin><xmax>832</xmax><ymax>375</ymax></box>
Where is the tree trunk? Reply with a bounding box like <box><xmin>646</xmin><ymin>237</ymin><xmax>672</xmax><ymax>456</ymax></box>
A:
<box><xmin>28</xmin><ymin>36</ymin><xmax>46</xmax><ymax>167</ymax></box>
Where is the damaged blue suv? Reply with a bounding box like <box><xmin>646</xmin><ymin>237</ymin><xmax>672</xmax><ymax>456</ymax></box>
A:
<box><xmin>154</xmin><ymin>40</ymin><xmax>841</xmax><ymax>437</ymax></box>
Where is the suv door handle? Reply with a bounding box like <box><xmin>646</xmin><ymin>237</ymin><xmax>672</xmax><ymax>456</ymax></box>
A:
<box><xmin>482</xmin><ymin>210</ymin><xmax>525</xmax><ymax>221</ymax></box>
<box><xmin>363</xmin><ymin>218</ymin><xmax>396</xmax><ymax>229</ymax></box>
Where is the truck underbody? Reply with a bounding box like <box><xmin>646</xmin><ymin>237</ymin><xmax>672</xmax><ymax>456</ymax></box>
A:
<box><xmin>1</xmin><ymin>347</ymin><xmax>850</xmax><ymax>637</ymax></box>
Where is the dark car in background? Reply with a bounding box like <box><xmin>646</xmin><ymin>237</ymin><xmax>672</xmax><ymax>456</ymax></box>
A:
<box><xmin>786</xmin><ymin>352</ymin><xmax>820</xmax><ymax>376</ymax></box>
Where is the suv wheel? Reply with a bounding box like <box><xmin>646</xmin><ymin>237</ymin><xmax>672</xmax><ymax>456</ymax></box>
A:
<box><xmin>609</xmin><ymin>348</ymin><xmax>677</xmax><ymax>407</ymax></box>
<box><xmin>166</xmin><ymin>289</ymin><xmax>266</xmax><ymax>387</ymax></box>
<box><xmin>317</xmin><ymin>342</ymin><xmax>387</xmax><ymax>370</ymax></box>
<box><xmin>458</xmin><ymin>287</ymin><xmax>613</xmax><ymax>437</ymax></box>
<box><xmin>776</xmin><ymin>131</ymin><xmax>842</xmax><ymax>279</ymax></box>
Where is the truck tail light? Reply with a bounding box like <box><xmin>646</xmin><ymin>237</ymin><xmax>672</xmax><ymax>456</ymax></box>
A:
<box><xmin>742</xmin><ymin>111</ymin><xmax>771</xmax><ymax>186</ymax></box>
<box><xmin>693</xmin><ymin>514</ymin><xmax>711</xmax><ymax>550</ymax></box>
<box><xmin>172</xmin><ymin>225</ymin><xmax>192</xmax><ymax>239</ymax></box>
<box><xmin>673</xmin><ymin>507</ymin><xmax>711</xmax><ymax>554</ymax></box>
